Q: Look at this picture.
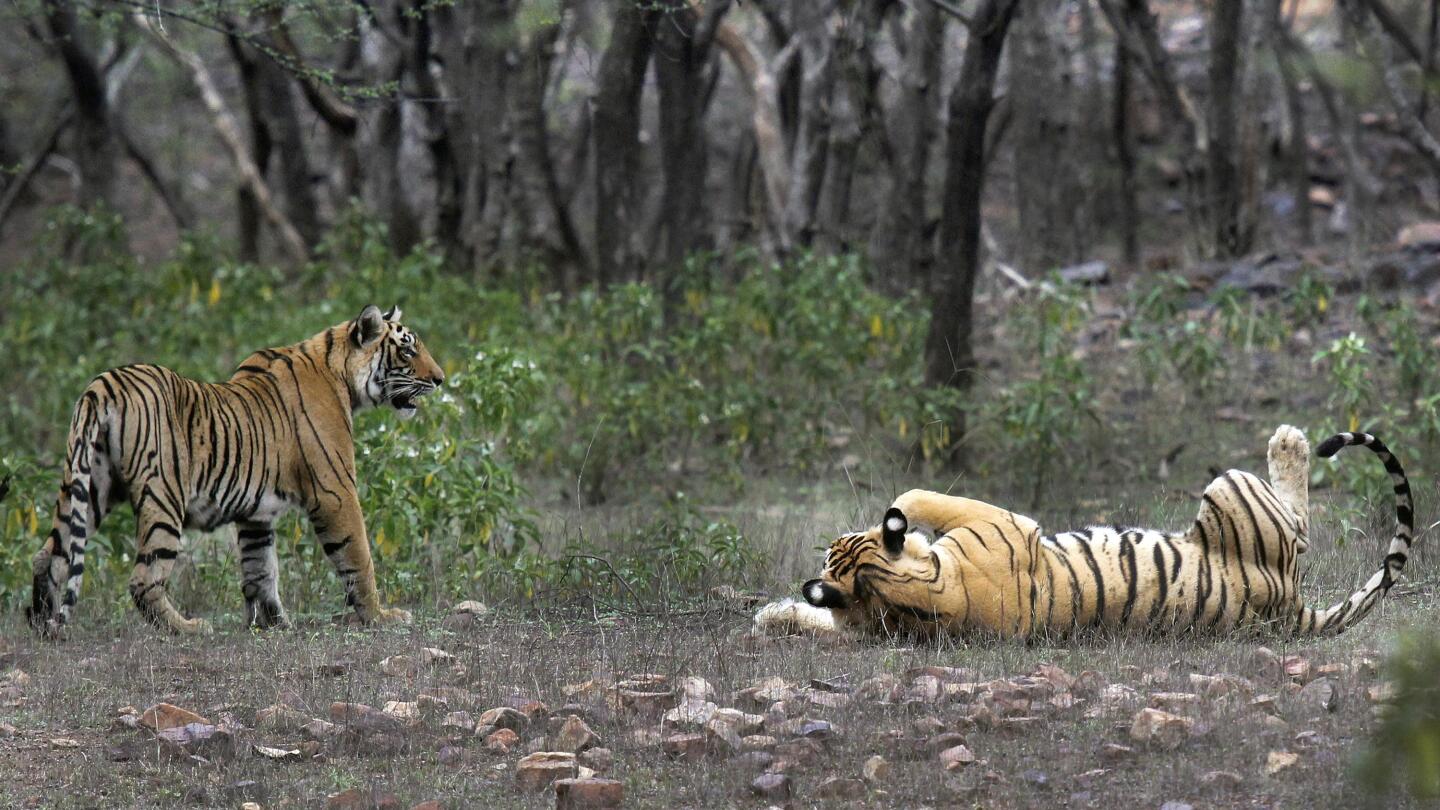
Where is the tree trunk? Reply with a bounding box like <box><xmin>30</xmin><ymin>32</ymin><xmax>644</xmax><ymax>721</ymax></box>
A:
<box><xmin>783</xmin><ymin>2</ymin><xmax>836</xmax><ymax>250</ymax></box>
<box><xmin>654</xmin><ymin>1</ymin><xmax>720</xmax><ymax>271</ymax></box>
<box><xmin>868</xmin><ymin>2</ymin><xmax>944</xmax><ymax>286</ymax></box>
<box><xmin>46</xmin><ymin>0</ymin><xmax>116</xmax><ymax>209</ymax></box>
<box><xmin>1208</xmin><ymin>0</ymin><xmax>1250</xmax><ymax>258</ymax></box>
<box><xmin>1271</xmin><ymin>0</ymin><xmax>1311</xmax><ymax>246</ymax></box>
<box><xmin>592</xmin><ymin>2</ymin><xmax>656</xmax><ymax>285</ymax></box>
<box><xmin>924</xmin><ymin>0</ymin><xmax>1020</xmax><ymax>458</ymax></box>
<box><xmin>1113</xmin><ymin>32</ymin><xmax>1140</xmax><ymax>269</ymax></box>
<box><xmin>1012</xmin><ymin>0</ymin><xmax>1079</xmax><ymax>272</ymax></box>
<box><xmin>359</xmin><ymin>5</ymin><xmax>420</xmax><ymax>254</ymax></box>
<box><xmin>228</xmin><ymin>33</ymin><xmax>272</xmax><ymax>262</ymax></box>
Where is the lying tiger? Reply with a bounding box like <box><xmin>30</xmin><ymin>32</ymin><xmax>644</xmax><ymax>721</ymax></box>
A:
<box><xmin>755</xmin><ymin>425</ymin><xmax>1414</xmax><ymax>639</ymax></box>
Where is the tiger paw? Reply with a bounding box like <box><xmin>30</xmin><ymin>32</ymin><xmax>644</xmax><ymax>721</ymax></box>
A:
<box><xmin>171</xmin><ymin>616</ymin><xmax>213</xmax><ymax>635</ymax></box>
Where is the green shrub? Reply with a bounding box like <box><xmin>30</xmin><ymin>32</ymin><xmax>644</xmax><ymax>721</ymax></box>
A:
<box><xmin>1357</xmin><ymin>632</ymin><xmax>1440</xmax><ymax>801</ymax></box>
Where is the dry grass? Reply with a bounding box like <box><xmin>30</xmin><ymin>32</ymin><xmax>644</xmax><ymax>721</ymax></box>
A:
<box><xmin>0</xmin><ymin>463</ymin><xmax>1435</xmax><ymax>809</ymax></box>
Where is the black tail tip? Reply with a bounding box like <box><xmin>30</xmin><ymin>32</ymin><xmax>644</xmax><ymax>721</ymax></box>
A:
<box><xmin>1316</xmin><ymin>435</ymin><xmax>1349</xmax><ymax>459</ymax></box>
<box><xmin>0</xmin><ymin>474</ymin><xmax>9</xmax><ymax>502</ymax></box>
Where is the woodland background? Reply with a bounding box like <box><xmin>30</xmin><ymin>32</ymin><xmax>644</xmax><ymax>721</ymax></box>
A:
<box><xmin>3</xmin><ymin>0</ymin><xmax>1440</xmax><ymax>806</ymax></box>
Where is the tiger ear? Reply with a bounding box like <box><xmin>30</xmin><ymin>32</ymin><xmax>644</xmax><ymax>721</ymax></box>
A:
<box><xmin>352</xmin><ymin>305</ymin><xmax>386</xmax><ymax>347</ymax></box>
<box><xmin>383</xmin><ymin>306</ymin><xmax>402</xmax><ymax>323</ymax></box>
<box><xmin>882</xmin><ymin>507</ymin><xmax>908</xmax><ymax>556</ymax></box>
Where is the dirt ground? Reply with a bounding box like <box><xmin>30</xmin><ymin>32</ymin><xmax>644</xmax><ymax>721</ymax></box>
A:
<box><xmin>0</xmin><ymin>471</ymin><xmax>1434</xmax><ymax>810</ymax></box>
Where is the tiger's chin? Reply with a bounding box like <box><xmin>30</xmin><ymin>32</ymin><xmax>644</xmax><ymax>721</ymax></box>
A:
<box><xmin>389</xmin><ymin>393</ymin><xmax>420</xmax><ymax>420</ymax></box>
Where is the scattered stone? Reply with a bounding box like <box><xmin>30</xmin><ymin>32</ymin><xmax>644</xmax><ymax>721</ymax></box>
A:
<box><xmin>303</xmin><ymin>719</ymin><xmax>337</xmax><ymax>739</ymax></box>
<box><xmin>773</xmin><ymin>737</ymin><xmax>823</xmax><ymax>765</ymax></box>
<box><xmin>862</xmin><ymin>754</ymin><xmax>890</xmax><ymax>784</ymax></box>
<box><xmin>409</xmin><ymin>802</ymin><xmax>443</xmax><ymax>810</ymax></box>
<box><xmin>1201</xmin><ymin>769</ymin><xmax>1244</xmax><ymax>788</ymax></box>
<box><xmin>750</xmin><ymin>772</ymin><xmax>791</xmax><ymax>801</ymax></box>
<box><xmin>662</xmin><ymin>732</ymin><xmax>706</xmax><ymax>762</ymax></box>
<box><xmin>710</xmin><ymin>708</ymin><xmax>764</xmax><ymax>736</ymax></box>
<box><xmin>515</xmin><ymin>751</ymin><xmax>578</xmax><ymax>791</ymax></box>
<box><xmin>383</xmin><ymin>701</ymin><xmax>420</xmax><ymax>722</ymax></box>
<box><xmin>441</xmin><ymin>711</ymin><xmax>475</xmax><ymax>734</ymax></box>
<box><xmin>478</xmin><ymin>707</ymin><xmax>529</xmax><ymax>733</ymax></box>
<box><xmin>331</xmin><ymin>703</ymin><xmax>404</xmax><ymax>734</ymax></box>
<box><xmin>484</xmin><ymin>727</ymin><xmax>520</xmax><ymax>754</ymax></box>
<box><xmin>437</xmin><ymin>745</ymin><xmax>467</xmax><ymax>768</ymax></box>
<box><xmin>1261</xmin><ymin>715</ymin><xmax>1290</xmax><ymax>735</ymax></box>
<box><xmin>256</xmin><ymin>703</ymin><xmax>308</xmax><ymax>731</ymax></box>
<box><xmin>49</xmin><ymin>737</ymin><xmax>81</xmax><ymax>749</ymax></box>
<box><xmin>419</xmin><ymin>647</ymin><xmax>454</xmax><ymax>666</ymax></box>
<box><xmin>326</xmin><ymin>788</ymin><xmax>366</xmax><ymax>809</ymax></box>
<box><xmin>1099</xmin><ymin>743</ymin><xmax>1135</xmax><ymax>762</ymax></box>
<box><xmin>815</xmin><ymin>776</ymin><xmax>867</xmax><ymax>799</ymax></box>
<box><xmin>704</xmin><ymin>718</ymin><xmax>743</xmax><ymax>755</ymax></box>
<box><xmin>939</xmin><ymin>744</ymin><xmax>976</xmax><ymax>770</ymax></box>
<box><xmin>1059</xmin><ymin>260</ymin><xmax>1110</xmax><ymax>286</ymax></box>
<box><xmin>253</xmin><ymin>743</ymin><xmax>302</xmax><ymax>762</ymax></box>
<box><xmin>0</xmin><ymin>722</ymin><xmax>16</xmax><ymax>738</ymax></box>
<box><xmin>663</xmin><ymin>699</ymin><xmax>717</xmax><ymax>730</ymax></box>
<box><xmin>1159</xmin><ymin>802</ymin><xmax>1193</xmax><ymax>810</ymax></box>
<box><xmin>1367</xmin><ymin>683</ymin><xmax>1397</xmax><ymax>704</ymax></box>
<box><xmin>741</xmin><ymin>734</ymin><xmax>777</xmax><ymax>752</ymax></box>
<box><xmin>552</xmin><ymin>715</ymin><xmax>600</xmax><ymax>754</ymax></box>
<box><xmin>1298</xmin><ymin>678</ymin><xmax>1338</xmax><ymax>713</ymax></box>
<box><xmin>379</xmin><ymin>655</ymin><xmax>417</xmax><ymax>678</ymax></box>
<box><xmin>1251</xmin><ymin>647</ymin><xmax>1283</xmax><ymax>679</ymax></box>
<box><xmin>1398</xmin><ymin>221</ymin><xmax>1440</xmax><ymax>247</ymax></box>
<box><xmin>1149</xmin><ymin>692</ymin><xmax>1200</xmax><ymax>710</ymax></box>
<box><xmin>1265</xmin><ymin>750</ymin><xmax>1299</xmax><ymax>775</ymax></box>
<box><xmin>1021</xmin><ymin>769</ymin><xmax>1050</xmax><ymax>788</ymax></box>
<box><xmin>803</xmin><ymin>688</ymin><xmax>852</xmax><ymax>710</ymax></box>
<box><xmin>1250</xmin><ymin>694</ymin><xmax>1280</xmax><ymax>715</ymax></box>
<box><xmin>579</xmin><ymin>747</ymin><xmax>613</xmax><ymax>774</ymax></box>
<box><xmin>157</xmin><ymin>723</ymin><xmax>237</xmax><ymax>759</ymax></box>
<box><xmin>734</xmin><ymin>750</ymin><xmax>774</xmax><ymax>771</ymax></box>
<box><xmin>1129</xmin><ymin>708</ymin><xmax>1193</xmax><ymax>750</ymax></box>
<box><xmin>138</xmin><ymin>703</ymin><xmax>208</xmax><ymax>732</ymax></box>
<box><xmin>555</xmin><ymin>777</ymin><xmax>624</xmax><ymax>809</ymax></box>
<box><xmin>677</xmin><ymin>676</ymin><xmax>715</xmax><ymax>702</ymax></box>
<box><xmin>1282</xmin><ymin>655</ymin><xmax>1314</xmax><ymax>684</ymax></box>
<box><xmin>799</xmin><ymin>720</ymin><xmax>836</xmax><ymax>741</ymax></box>
<box><xmin>925</xmin><ymin>732</ymin><xmax>970</xmax><ymax>757</ymax></box>
<box><xmin>453</xmin><ymin>600</ymin><xmax>489</xmax><ymax>615</ymax></box>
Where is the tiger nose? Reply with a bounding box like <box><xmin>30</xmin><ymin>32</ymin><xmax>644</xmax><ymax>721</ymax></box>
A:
<box><xmin>430</xmin><ymin>366</ymin><xmax>445</xmax><ymax>386</ymax></box>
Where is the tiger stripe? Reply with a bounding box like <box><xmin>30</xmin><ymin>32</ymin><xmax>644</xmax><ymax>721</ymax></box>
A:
<box><xmin>785</xmin><ymin>425</ymin><xmax>1414</xmax><ymax>640</ymax></box>
<box><xmin>27</xmin><ymin>305</ymin><xmax>443</xmax><ymax>637</ymax></box>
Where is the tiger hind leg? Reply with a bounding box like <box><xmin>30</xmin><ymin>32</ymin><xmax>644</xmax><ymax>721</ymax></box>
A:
<box><xmin>237</xmin><ymin>521</ymin><xmax>290</xmax><ymax>629</ymax></box>
<box><xmin>1267</xmin><ymin>424</ymin><xmax>1311</xmax><ymax>549</ymax></box>
<box><xmin>129</xmin><ymin>502</ymin><xmax>210</xmax><ymax>634</ymax></box>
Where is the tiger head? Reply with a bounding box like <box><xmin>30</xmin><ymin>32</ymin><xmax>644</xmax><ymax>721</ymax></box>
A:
<box><xmin>803</xmin><ymin>507</ymin><xmax>935</xmax><ymax>627</ymax></box>
<box><xmin>348</xmin><ymin>304</ymin><xmax>445</xmax><ymax>420</ymax></box>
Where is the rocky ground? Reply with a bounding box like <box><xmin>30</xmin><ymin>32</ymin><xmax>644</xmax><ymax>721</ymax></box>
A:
<box><xmin>0</xmin><ymin>570</ymin><xmax>1433</xmax><ymax>810</ymax></box>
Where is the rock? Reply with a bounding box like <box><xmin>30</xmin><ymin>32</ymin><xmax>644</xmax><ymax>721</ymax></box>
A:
<box><xmin>256</xmin><ymin>703</ymin><xmax>309</xmax><ymax>731</ymax></box>
<box><xmin>734</xmin><ymin>750</ymin><xmax>773</xmax><ymax>771</ymax></box>
<box><xmin>939</xmin><ymin>744</ymin><xmax>976</xmax><ymax>769</ymax></box>
<box><xmin>1298</xmin><ymin>678</ymin><xmax>1338</xmax><ymax>713</ymax></box>
<box><xmin>1265</xmin><ymin>750</ymin><xmax>1299</xmax><ymax>775</ymax></box>
<box><xmin>437</xmin><ymin>745</ymin><xmax>467</xmax><ymax>768</ymax></box>
<box><xmin>49</xmin><ymin>737</ymin><xmax>81</xmax><ymax>749</ymax></box>
<box><xmin>484</xmin><ymin>728</ymin><xmax>520</xmax><ymax>754</ymax></box>
<box><xmin>862</xmin><ymin>754</ymin><xmax>890</xmax><ymax>783</ymax></box>
<box><xmin>303</xmin><ymin>719</ymin><xmax>337</xmax><ymax>739</ymax></box>
<box><xmin>1159</xmin><ymin>803</ymin><xmax>1193</xmax><ymax>810</ymax></box>
<box><xmin>441</xmin><ymin>711</ymin><xmax>475</xmax><ymax>733</ymax></box>
<box><xmin>1021</xmin><ymin>769</ymin><xmax>1049</xmax><ymax>788</ymax></box>
<box><xmin>710</xmin><ymin>708</ymin><xmax>764</xmax><ymax>736</ymax></box>
<box><xmin>1073</xmin><ymin>670</ymin><xmax>1105</xmax><ymax>697</ymax></box>
<box><xmin>1099</xmin><ymin>743</ymin><xmax>1135</xmax><ymax>762</ymax></box>
<box><xmin>252</xmin><ymin>743</ymin><xmax>302</xmax><ymax>762</ymax></box>
<box><xmin>579</xmin><ymin>747</ymin><xmax>613</xmax><ymax>773</ymax></box>
<box><xmin>663</xmin><ymin>700</ymin><xmax>717</xmax><ymax>730</ymax></box>
<box><xmin>803</xmin><ymin>688</ymin><xmax>852</xmax><ymax>710</ymax></box>
<box><xmin>1129</xmin><ymin>708</ymin><xmax>1193</xmax><ymax>750</ymax></box>
<box><xmin>1201</xmin><ymin>769</ymin><xmax>1244</xmax><ymax>788</ymax></box>
<box><xmin>615</xmin><ymin>682</ymin><xmax>677</xmax><ymax>718</ymax></box>
<box><xmin>454</xmin><ymin>599</ymin><xmax>489</xmax><ymax>615</ymax></box>
<box><xmin>741</xmin><ymin>734</ymin><xmax>777</xmax><ymax>752</ymax></box>
<box><xmin>925</xmin><ymin>732</ymin><xmax>970</xmax><ymax>757</ymax></box>
<box><xmin>409</xmin><ymin>802</ymin><xmax>443</xmax><ymax>810</ymax></box>
<box><xmin>772</xmin><ymin>737</ymin><xmax>823</xmax><ymax>765</ymax></box>
<box><xmin>515</xmin><ymin>751</ymin><xmax>578</xmax><ymax>791</ymax></box>
<box><xmin>379</xmin><ymin>655</ymin><xmax>417</xmax><ymax>678</ymax></box>
<box><xmin>555</xmin><ymin>777</ymin><xmax>624</xmax><ymax>809</ymax></box>
<box><xmin>419</xmin><ymin>647</ymin><xmax>453</xmax><ymax>666</ymax></box>
<box><xmin>1282</xmin><ymin>656</ymin><xmax>1314</xmax><ymax>684</ymax></box>
<box><xmin>156</xmin><ymin>723</ymin><xmax>236</xmax><ymax>759</ymax></box>
<box><xmin>1398</xmin><ymin>221</ymin><xmax>1440</xmax><ymax>247</ymax></box>
<box><xmin>552</xmin><ymin>715</ymin><xmax>600</xmax><ymax>754</ymax></box>
<box><xmin>750</xmin><ymin>773</ymin><xmax>791</xmax><ymax>801</ymax></box>
<box><xmin>1251</xmin><ymin>647</ymin><xmax>1282</xmax><ymax>678</ymax></box>
<box><xmin>331</xmin><ymin>703</ymin><xmax>405</xmax><ymax>734</ymax></box>
<box><xmin>799</xmin><ymin>720</ymin><xmax>836</xmax><ymax>741</ymax></box>
<box><xmin>1367</xmin><ymin>683</ymin><xmax>1397</xmax><ymax>704</ymax></box>
<box><xmin>815</xmin><ymin>776</ymin><xmax>867</xmax><ymax>799</ymax></box>
<box><xmin>677</xmin><ymin>676</ymin><xmax>715</xmax><ymax>702</ymax></box>
<box><xmin>704</xmin><ymin>718</ymin><xmax>743</xmax><ymax>755</ymax></box>
<box><xmin>1058</xmin><ymin>260</ymin><xmax>1110</xmax><ymax>286</ymax></box>
<box><xmin>662</xmin><ymin>732</ymin><xmax>706</xmax><ymax>761</ymax></box>
<box><xmin>383</xmin><ymin>701</ymin><xmax>420</xmax><ymax>722</ymax></box>
<box><xmin>1149</xmin><ymin>692</ymin><xmax>1200</xmax><ymax>710</ymax></box>
<box><xmin>326</xmin><ymin>788</ymin><xmax>366</xmax><ymax>809</ymax></box>
<box><xmin>139</xmin><ymin>703</ymin><xmax>208</xmax><ymax>731</ymax></box>
<box><xmin>227</xmin><ymin>781</ymin><xmax>267</xmax><ymax>803</ymax></box>
<box><xmin>477</xmin><ymin>707</ymin><xmax>529</xmax><ymax>732</ymax></box>
<box><xmin>0</xmin><ymin>722</ymin><xmax>16</xmax><ymax>738</ymax></box>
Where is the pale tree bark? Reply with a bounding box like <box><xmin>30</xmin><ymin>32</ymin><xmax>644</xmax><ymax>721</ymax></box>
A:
<box><xmin>1270</xmin><ymin>0</ymin><xmax>1311</xmax><ymax>245</ymax></box>
<box><xmin>358</xmin><ymin>4</ymin><xmax>420</xmax><ymax>254</ymax></box>
<box><xmin>1208</xmin><ymin>0</ymin><xmax>1252</xmax><ymax>258</ymax></box>
<box><xmin>1345</xmin><ymin>0</ymin><xmax>1440</xmax><ymax>179</ymax></box>
<box><xmin>136</xmin><ymin>12</ymin><xmax>309</xmax><ymax>264</ymax></box>
<box><xmin>925</xmin><ymin>0</ymin><xmax>1020</xmax><ymax>460</ymax></box>
<box><xmin>819</xmin><ymin>0</ymin><xmax>892</xmax><ymax>251</ymax></box>
<box><xmin>782</xmin><ymin>1</ymin><xmax>837</xmax><ymax>249</ymax></box>
<box><xmin>1012</xmin><ymin>0</ymin><xmax>1081</xmax><ymax>271</ymax></box>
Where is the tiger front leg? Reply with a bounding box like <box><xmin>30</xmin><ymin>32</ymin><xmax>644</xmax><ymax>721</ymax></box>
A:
<box><xmin>236</xmin><ymin>521</ymin><xmax>290</xmax><ymax>629</ymax></box>
<box><xmin>890</xmin><ymin>489</ymin><xmax>1041</xmax><ymax>540</ymax></box>
<box><xmin>309</xmin><ymin>497</ymin><xmax>411</xmax><ymax>625</ymax></box>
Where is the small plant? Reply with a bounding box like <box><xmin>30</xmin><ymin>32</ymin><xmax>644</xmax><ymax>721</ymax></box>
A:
<box><xmin>1356</xmin><ymin>632</ymin><xmax>1440</xmax><ymax>801</ymax></box>
<box><xmin>1312</xmin><ymin>332</ymin><xmax>1373</xmax><ymax>432</ymax></box>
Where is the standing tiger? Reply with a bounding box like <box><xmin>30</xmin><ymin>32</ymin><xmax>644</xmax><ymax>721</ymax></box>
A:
<box><xmin>28</xmin><ymin>305</ymin><xmax>443</xmax><ymax>636</ymax></box>
<box><xmin>755</xmin><ymin>425</ymin><xmax>1415</xmax><ymax>639</ymax></box>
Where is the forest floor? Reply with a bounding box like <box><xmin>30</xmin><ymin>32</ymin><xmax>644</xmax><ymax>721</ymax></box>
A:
<box><xmin>0</xmin><ymin>469</ymin><xmax>1435</xmax><ymax>809</ymax></box>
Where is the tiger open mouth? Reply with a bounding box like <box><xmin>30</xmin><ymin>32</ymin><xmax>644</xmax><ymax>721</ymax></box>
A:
<box><xmin>388</xmin><ymin>384</ymin><xmax>435</xmax><ymax>419</ymax></box>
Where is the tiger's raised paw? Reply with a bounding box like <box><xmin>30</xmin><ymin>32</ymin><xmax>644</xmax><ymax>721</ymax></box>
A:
<box><xmin>375</xmin><ymin>607</ymin><xmax>413</xmax><ymax>625</ymax></box>
<box><xmin>169</xmin><ymin>616</ymin><xmax>213</xmax><ymax>635</ymax></box>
